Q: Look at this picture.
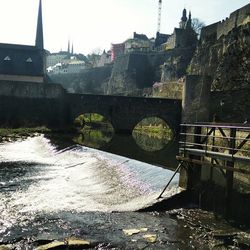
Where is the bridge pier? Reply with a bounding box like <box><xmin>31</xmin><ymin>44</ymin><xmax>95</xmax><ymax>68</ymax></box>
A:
<box><xmin>113</xmin><ymin>128</ymin><xmax>133</xmax><ymax>135</ymax></box>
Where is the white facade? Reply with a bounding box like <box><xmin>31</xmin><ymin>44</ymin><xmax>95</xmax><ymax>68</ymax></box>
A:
<box><xmin>47</xmin><ymin>53</ymin><xmax>69</xmax><ymax>67</ymax></box>
<box><xmin>47</xmin><ymin>59</ymin><xmax>85</xmax><ymax>75</ymax></box>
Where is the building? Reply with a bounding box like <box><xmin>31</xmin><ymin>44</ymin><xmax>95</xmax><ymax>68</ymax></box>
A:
<box><xmin>111</xmin><ymin>43</ymin><xmax>125</xmax><ymax>61</ymax></box>
<box><xmin>96</xmin><ymin>50</ymin><xmax>112</xmax><ymax>67</ymax></box>
<box><xmin>46</xmin><ymin>40</ymin><xmax>75</xmax><ymax>68</ymax></box>
<box><xmin>47</xmin><ymin>56</ymin><xmax>86</xmax><ymax>75</ymax></box>
<box><xmin>47</xmin><ymin>40</ymin><xmax>86</xmax><ymax>74</ymax></box>
<box><xmin>47</xmin><ymin>51</ymin><xmax>70</xmax><ymax>68</ymax></box>
<box><xmin>0</xmin><ymin>0</ymin><xmax>46</xmax><ymax>83</ymax></box>
<box><xmin>161</xmin><ymin>9</ymin><xmax>197</xmax><ymax>50</ymax></box>
<box><xmin>154</xmin><ymin>32</ymin><xmax>170</xmax><ymax>48</ymax></box>
<box><xmin>124</xmin><ymin>32</ymin><xmax>153</xmax><ymax>53</ymax></box>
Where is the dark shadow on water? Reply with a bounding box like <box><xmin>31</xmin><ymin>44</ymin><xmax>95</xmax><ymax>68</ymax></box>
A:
<box><xmin>103</xmin><ymin>133</ymin><xmax>178</xmax><ymax>170</ymax></box>
<box><xmin>46</xmin><ymin>129</ymin><xmax>178</xmax><ymax>170</ymax></box>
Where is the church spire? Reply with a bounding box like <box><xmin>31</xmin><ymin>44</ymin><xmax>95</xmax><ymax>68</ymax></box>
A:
<box><xmin>68</xmin><ymin>40</ymin><xmax>70</xmax><ymax>53</ymax></box>
<box><xmin>179</xmin><ymin>8</ymin><xmax>188</xmax><ymax>29</ymax></box>
<box><xmin>35</xmin><ymin>0</ymin><xmax>44</xmax><ymax>49</ymax></box>
<box><xmin>186</xmin><ymin>11</ymin><xmax>192</xmax><ymax>29</ymax></box>
<box><xmin>181</xmin><ymin>8</ymin><xmax>187</xmax><ymax>22</ymax></box>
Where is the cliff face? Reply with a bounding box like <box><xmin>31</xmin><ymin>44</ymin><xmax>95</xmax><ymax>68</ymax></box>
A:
<box><xmin>106</xmin><ymin>53</ymin><xmax>160</xmax><ymax>96</ymax></box>
<box><xmin>106</xmin><ymin>49</ymin><xmax>195</xmax><ymax>96</ymax></box>
<box><xmin>189</xmin><ymin>23</ymin><xmax>250</xmax><ymax>91</ymax></box>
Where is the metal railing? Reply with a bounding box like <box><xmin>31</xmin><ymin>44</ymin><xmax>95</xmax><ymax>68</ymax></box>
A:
<box><xmin>177</xmin><ymin>123</ymin><xmax>250</xmax><ymax>175</ymax></box>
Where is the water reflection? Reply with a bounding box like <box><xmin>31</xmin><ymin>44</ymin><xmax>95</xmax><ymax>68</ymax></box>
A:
<box><xmin>132</xmin><ymin>131</ymin><xmax>170</xmax><ymax>152</ymax></box>
<box><xmin>74</xmin><ymin>129</ymin><xmax>113</xmax><ymax>149</ymax></box>
<box><xmin>67</xmin><ymin>129</ymin><xmax>178</xmax><ymax>169</ymax></box>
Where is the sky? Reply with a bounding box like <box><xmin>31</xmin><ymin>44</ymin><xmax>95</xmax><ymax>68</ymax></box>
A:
<box><xmin>0</xmin><ymin>0</ymin><xmax>249</xmax><ymax>55</ymax></box>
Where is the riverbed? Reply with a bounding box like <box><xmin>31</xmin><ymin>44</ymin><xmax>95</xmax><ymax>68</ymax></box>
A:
<box><xmin>0</xmin><ymin>135</ymin><xmax>249</xmax><ymax>249</ymax></box>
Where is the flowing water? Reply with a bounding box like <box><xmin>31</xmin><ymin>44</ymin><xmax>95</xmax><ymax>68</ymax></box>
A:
<box><xmin>0</xmin><ymin>135</ymin><xmax>180</xmax><ymax>247</ymax></box>
<box><xmin>1</xmin><ymin>134</ymin><xmax>248</xmax><ymax>249</ymax></box>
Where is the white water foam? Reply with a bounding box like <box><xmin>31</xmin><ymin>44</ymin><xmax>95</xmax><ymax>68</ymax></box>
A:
<box><xmin>0</xmin><ymin>135</ymin><xmax>179</xmax><ymax>224</ymax></box>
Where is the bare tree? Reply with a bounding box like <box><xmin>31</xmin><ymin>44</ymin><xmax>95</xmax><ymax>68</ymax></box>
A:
<box><xmin>87</xmin><ymin>48</ymin><xmax>102</xmax><ymax>68</ymax></box>
<box><xmin>192</xmin><ymin>18</ymin><xmax>205</xmax><ymax>36</ymax></box>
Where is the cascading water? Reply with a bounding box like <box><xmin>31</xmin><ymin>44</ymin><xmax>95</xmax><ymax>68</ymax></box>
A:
<box><xmin>0</xmin><ymin>135</ymin><xmax>179</xmax><ymax>238</ymax></box>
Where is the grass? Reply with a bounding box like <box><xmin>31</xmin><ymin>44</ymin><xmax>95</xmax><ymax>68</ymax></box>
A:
<box><xmin>133</xmin><ymin>125</ymin><xmax>173</xmax><ymax>140</ymax></box>
<box><xmin>0</xmin><ymin>126</ymin><xmax>51</xmax><ymax>141</ymax></box>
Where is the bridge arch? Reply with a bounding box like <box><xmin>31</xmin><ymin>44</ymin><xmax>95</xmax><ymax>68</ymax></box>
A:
<box><xmin>67</xmin><ymin>94</ymin><xmax>182</xmax><ymax>135</ymax></box>
<box><xmin>130</xmin><ymin>114</ymin><xmax>178</xmax><ymax>137</ymax></box>
<box><xmin>73</xmin><ymin>111</ymin><xmax>115</xmax><ymax>131</ymax></box>
<box><xmin>74</xmin><ymin>112</ymin><xmax>114</xmax><ymax>129</ymax></box>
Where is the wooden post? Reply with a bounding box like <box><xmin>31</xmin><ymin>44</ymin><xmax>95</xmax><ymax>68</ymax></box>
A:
<box><xmin>226</xmin><ymin>127</ymin><xmax>236</xmax><ymax>214</ymax></box>
<box><xmin>179</xmin><ymin>124</ymin><xmax>188</xmax><ymax>189</ymax></box>
<box><xmin>187</xmin><ymin>126</ymin><xmax>202</xmax><ymax>189</ymax></box>
<box><xmin>210</xmin><ymin>127</ymin><xmax>216</xmax><ymax>180</ymax></box>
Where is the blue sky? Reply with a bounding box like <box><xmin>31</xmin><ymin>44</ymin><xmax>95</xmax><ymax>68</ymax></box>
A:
<box><xmin>0</xmin><ymin>0</ymin><xmax>249</xmax><ymax>55</ymax></box>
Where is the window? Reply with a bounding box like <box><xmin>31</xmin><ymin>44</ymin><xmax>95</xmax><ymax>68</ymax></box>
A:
<box><xmin>26</xmin><ymin>57</ymin><xmax>33</xmax><ymax>63</ymax></box>
<box><xmin>4</xmin><ymin>56</ymin><xmax>11</xmax><ymax>61</ymax></box>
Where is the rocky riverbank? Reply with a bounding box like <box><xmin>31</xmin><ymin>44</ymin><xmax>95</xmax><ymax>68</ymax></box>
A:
<box><xmin>1</xmin><ymin>209</ymin><xmax>250</xmax><ymax>250</ymax></box>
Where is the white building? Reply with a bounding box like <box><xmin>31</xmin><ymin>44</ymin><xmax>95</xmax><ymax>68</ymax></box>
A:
<box><xmin>47</xmin><ymin>57</ymin><xmax>86</xmax><ymax>75</ymax></box>
<box><xmin>47</xmin><ymin>52</ymin><xmax>70</xmax><ymax>68</ymax></box>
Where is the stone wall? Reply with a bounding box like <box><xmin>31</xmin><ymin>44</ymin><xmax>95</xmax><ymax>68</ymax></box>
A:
<box><xmin>107</xmin><ymin>53</ymin><xmax>156</xmax><ymax>95</ymax></box>
<box><xmin>0</xmin><ymin>96</ymin><xmax>69</xmax><ymax>128</ymax></box>
<box><xmin>161</xmin><ymin>48</ymin><xmax>195</xmax><ymax>82</ymax></box>
<box><xmin>217</xmin><ymin>4</ymin><xmax>250</xmax><ymax>39</ymax></box>
<box><xmin>107</xmin><ymin>48</ymin><xmax>195</xmax><ymax>96</ymax></box>
<box><xmin>200</xmin><ymin>4</ymin><xmax>250</xmax><ymax>41</ymax></box>
<box><xmin>0</xmin><ymin>81</ymin><xmax>69</xmax><ymax>128</ymax></box>
<box><xmin>200</xmin><ymin>22</ymin><xmax>219</xmax><ymax>42</ymax></box>
<box><xmin>0</xmin><ymin>80</ymin><xmax>65</xmax><ymax>98</ymax></box>
<box><xmin>182</xmin><ymin>75</ymin><xmax>212</xmax><ymax>123</ymax></box>
<box><xmin>153</xmin><ymin>81</ymin><xmax>183</xmax><ymax>99</ymax></box>
<box><xmin>210</xmin><ymin>89</ymin><xmax>250</xmax><ymax>123</ymax></box>
<box><xmin>190</xmin><ymin>22</ymin><xmax>250</xmax><ymax>92</ymax></box>
<box><xmin>181</xmin><ymin>76</ymin><xmax>250</xmax><ymax>124</ymax></box>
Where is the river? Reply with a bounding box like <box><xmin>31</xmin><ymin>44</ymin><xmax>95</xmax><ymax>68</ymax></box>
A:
<box><xmin>0</xmin><ymin>133</ymin><xmax>249</xmax><ymax>249</ymax></box>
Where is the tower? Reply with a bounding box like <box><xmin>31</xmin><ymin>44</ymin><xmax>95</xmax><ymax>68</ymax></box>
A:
<box><xmin>35</xmin><ymin>0</ymin><xmax>44</xmax><ymax>49</ymax></box>
<box><xmin>157</xmin><ymin>0</ymin><xmax>162</xmax><ymax>33</ymax></box>
<box><xmin>179</xmin><ymin>8</ymin><xmax>188</xmax><ymax>29</ymax></box>
<box><xmin>186</xmin><ymin>11</ymin><xmax>192</xmax><ymax>29</ymax></box>
<box><xmin>68</xmin><ymin>40</ymin><xmax>70</xmax><ymax>53</ymax></box>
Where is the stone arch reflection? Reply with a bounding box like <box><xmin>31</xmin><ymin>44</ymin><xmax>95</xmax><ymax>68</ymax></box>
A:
<box><xmin>132</xmin><ymin>116</ymin><xmax>173</xmax><ymax>152</ymax></box>
<box><xmin>73</xmin><ymin>113</ymin><xmax>114</xmax><ymax>149</ymax></box>
<box><xmin>74</xmin><ymin>113</ymin><xmax>114</xmax><ymax>131</ymax></box>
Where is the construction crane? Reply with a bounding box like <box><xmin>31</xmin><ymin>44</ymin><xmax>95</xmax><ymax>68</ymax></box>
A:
<box><xmin>157</xmin><ymin>0</ymin><xmax>162</xmax><ymax>33</ymax></box>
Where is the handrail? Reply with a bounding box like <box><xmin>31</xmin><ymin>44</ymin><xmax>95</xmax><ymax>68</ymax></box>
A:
<box><xmin>181</xmin><ymin>123</ymin><xmax>250</xmax><ymax>131</ymax></box>
<box><xmin>176</xmin><ymin>156</ymin><xmax>250</xmax><ymax>175</ymax></box>
<box><xmin>180</xmin><ymin>132</ymin><xmax>250</xmax><ymax>142</ymax></box>
<box><xmin>179</xmin><ymin>148</ymin><xmax>250</xmax><ymax>163</ymax></box>
<box><xmin>179</xmin><ymin>141</ymin><xmax>250</xmax><ymax>154</ymax></box>
<box><xmin>179</xmin><ymin>123</ymin><xmax>250</xmax><ymax>164</ymax></box>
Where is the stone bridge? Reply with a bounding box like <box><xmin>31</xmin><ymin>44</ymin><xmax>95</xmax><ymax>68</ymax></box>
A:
<box><xmin>0</xmin><ymin>82</ymin><xmax>182</xmax><ymax>134</ymax></box>
<box><xmin>67</xmin><ymin>93</ymin><xmax>182</xmax><ymax>134</ymax></box>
